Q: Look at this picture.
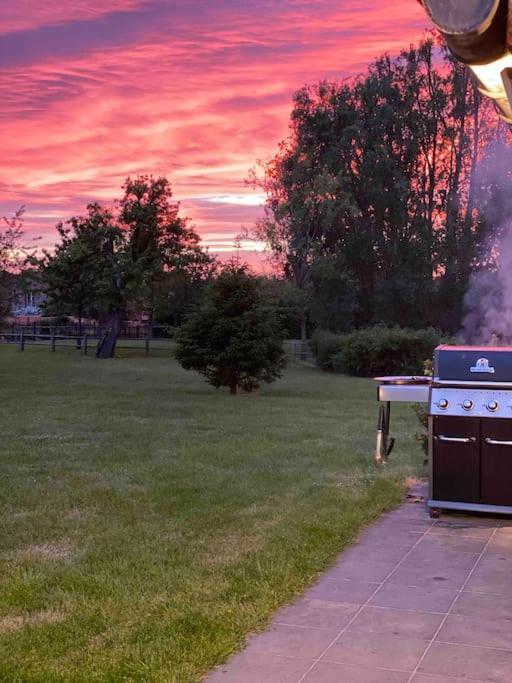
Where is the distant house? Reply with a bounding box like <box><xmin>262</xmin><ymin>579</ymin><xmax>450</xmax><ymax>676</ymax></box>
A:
<box><xmin>9</xmin><ymin>273</ymin><xmax>45</xmax><ymax>317</ymax></box>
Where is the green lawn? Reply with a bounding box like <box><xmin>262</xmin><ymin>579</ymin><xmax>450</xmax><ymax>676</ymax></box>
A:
<box><xmin>0</xmin><ymin>347</ymin><xmax>423</xmax><ymax>682</ymax></box>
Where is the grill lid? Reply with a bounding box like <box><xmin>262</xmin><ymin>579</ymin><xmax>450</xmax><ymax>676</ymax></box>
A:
<box><xmin>434</xmin><ymin>345</ymin><xmax>512</xmax><ymax>384</ymax></box>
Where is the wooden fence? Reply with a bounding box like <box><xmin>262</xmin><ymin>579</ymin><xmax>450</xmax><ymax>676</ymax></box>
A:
<box><xmin>0</xmin><ymin>333</ymin><xmax>311</xmax><ymax>361</ymax></box>
<box><xmin>0</xmin><ymin>333</ymin><xmax>167</xmax><ymax>356</ymax></box>
<box><xmin>283</xmin><ymin>339</ymin><xmax>315</xmax><ymax>363</ymax></box>
<box><xmin>3</xmin><ymin>322</ymin><xmax>171</xmax><ymax>340</ymax></box>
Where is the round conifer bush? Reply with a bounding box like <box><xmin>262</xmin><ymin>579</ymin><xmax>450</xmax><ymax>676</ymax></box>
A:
<box><xmin>175</xmin><ymin>262</ymin><xmax>286</xmax><ymax>394</ymax></box>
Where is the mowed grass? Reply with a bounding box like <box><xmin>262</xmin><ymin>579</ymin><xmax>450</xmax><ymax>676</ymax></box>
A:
<box><xmin>0</xmin><ymin>347</ymin><xmax>423</xmax><ymax>682</ymax></box>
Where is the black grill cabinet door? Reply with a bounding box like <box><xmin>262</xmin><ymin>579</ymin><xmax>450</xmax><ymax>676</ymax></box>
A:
<box><xmin>481</xmin><ymin>419</ymin><xmax>512</xmax><ymax>506</ymax></box>
<box><xmin>433</xmin><ymin>417</ymin><xmax>480</xmax><ymax>503</ymax></box>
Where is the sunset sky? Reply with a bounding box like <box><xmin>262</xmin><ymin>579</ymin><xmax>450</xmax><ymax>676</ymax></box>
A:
<box><xmin>1</xmin><ymin>1</ymin><xmax>427</xmax><ymax>262</ymax></box>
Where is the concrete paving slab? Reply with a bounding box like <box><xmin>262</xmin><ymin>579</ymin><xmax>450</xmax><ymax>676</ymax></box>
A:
<box><xmin>205</xmin><ymin>483</ymin><xmax>512</xmax><ymax>683</ymax></box>
<box><xmin>490</xmin><ymin>517</ymin><xmax>512</xmax><ymax>536</ymax></box>
<box><xmin>465</xmin><ymin>556</ymin><xmax>512</xmax><ymax>594</ymax></box>
<box><xmin>434</xmin><ymin>514</ymin><xmax>499</xmax><ymax>528</ymax></box>
<box><xmin>453</xmin><ymin>590</ymin><xmax>512</xmax><ymax>620</ymax></box>
<box><xmin>385</xmin><ymin>508</ymin><xmax>430</xmax><ymax>522</ymax></box>
<box><xmin>307</xmin><ymin>577</ymin><xmax>379</xmax><ymax>604</ymax></box>
<box><xmin>207</xmin><ymin>651</ymin><xmax>313</xmax><ymax>683</ymax></box>
<box><xmin>348</xmin><ymin>606</ymin><xmax>443</xmax><ymax>640</ymax></box>
<box><xmin>247</xmin><ymin>623</ymin><xmax>339</xmax><ymax>660</ymax></box>
<box><xmin>302</xmin><ymin>660</ymin><xmax>410</xmax><ymax>682</ymax></box>
<box><xmin>322</xmin><ymin>558</ymin><xmax>398</xmax><ymax>582</ymax></box>
<box><xmin>373</xmin><ymin>518</ymin><xmax>433</xmax><ymax>532</ymax></box>
<box><xmin>273</xmin><ymin>598</ymin><xmax>359</xmax><ymax>630</ymax></box>
<box><xmin>385</xmin><ymin>563</ymin><xmax>470</xmax><ymax>590</ymax></box>
<box><xmin>401</xmin><ymin>547</ymin><xmax>479</xmax><ymax>569</ymax></box>
<box><xmin>351</xmin><ymin>537</ymin><xmax>416</xmax><ymax>554</ymax></box>
<box><xmin>411</xmin><ymin>674</ymin><xmax>486</xmax><ymax>682</ymax></box>
<box><xmin>369</xmin><ymin>583</ymin><xmax>456</xmax><ymax>613</ymax></box>
<box><xmin>486</xmin><ymin>529</ymin><xmax>512</xmax><ymax>554</ymax></box>
<box><xmin>356</xmin><ymin>526</ymin><xmax>425</xmax><ymax>546</ymax></box>
<box><xmin>437</xmin><ymin>613</ymin><xmax>512</xmax><ymax>650</ymax></box>
<box><xmin>418</xmin><ymin>534</ymin><xmax>487</xmax><ymax>553</ymax></box>
<box><xmin>428</xmin><ymin>525</ymin><xmax>495</xmax><ymax>539</ymax></box>
<box><xmin>325</xmin><ymin>543</ymin><xmax>411</xmax><ymax>566</ymax></box>
<box><xmin>325</xmin><ymin>631</ymin><xmax>428</xmax><ymax>671</ymax></box>
<box><xmin>418</xmin><ymin>642</ymin><xmax>512</xmax><ymax>682</ymax></box>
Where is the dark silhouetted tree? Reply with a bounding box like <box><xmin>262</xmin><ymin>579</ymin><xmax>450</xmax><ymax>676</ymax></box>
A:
<box><xmin>251</xmin><ymin>35</ymin><xmax>502</xmax><ymax>333</ymax></box>
<box><xmin>42</xmin><ymin>204</ymin><xmax>121</xmax><ymax>335</ymax></box>
<box><xmin>42</xmin><ymin>176</ymin><xmax>214</xmax><ymax>357</ymax></box>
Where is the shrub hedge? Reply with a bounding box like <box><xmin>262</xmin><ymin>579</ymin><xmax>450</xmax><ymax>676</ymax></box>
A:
<box><xmin>311</xmin><ymin>326</ymin><xmax>444</xmax><ymax>377</ymax></box>
<box><xmin>309</xmin><ymin>330</ymin><xmax>346</xmax><ymax>370</ymax></box>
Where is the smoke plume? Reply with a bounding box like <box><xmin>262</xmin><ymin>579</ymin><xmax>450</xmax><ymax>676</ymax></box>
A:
<box><xmin>460</xmin><ymin>140</ymin><xmax>512</xmax><ymax>344</ymax></box>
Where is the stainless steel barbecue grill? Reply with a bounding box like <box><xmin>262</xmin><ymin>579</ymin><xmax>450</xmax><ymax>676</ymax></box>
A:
<box><xmin>428</xmin><ymin>345</ymin><xmax>512</xmax><ymax>518</ymax></box>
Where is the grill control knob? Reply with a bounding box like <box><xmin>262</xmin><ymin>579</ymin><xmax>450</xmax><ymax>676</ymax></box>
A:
<box><xmin>463</xmin><ymin>400</ymin><xmax>473</xmax><ymax>411</ymax></box>
<box><xmin>438</xmin><ymin>398</ymin><xmax>449</xmax><ymax>409</ymax></box>
<box><xmin>487</xmin><ymin>400</ymin><xmax>499</xmax><ymax>412</ymax></box>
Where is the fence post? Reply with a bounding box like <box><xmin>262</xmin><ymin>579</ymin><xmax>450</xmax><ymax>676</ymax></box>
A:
<box><xmin>145</xmin><ymin>337</ymin><xmax>150</xmax><ymax>356</ymax></box>
<box><xmin>300</xmin><ymin>340</ymin><xmax>307</xmax><ymax>362</ymax></box>
<box><xmin>76</xmin><ymin>336</ymin><xmax>81</xmax><ymax>350</ymax></box>
<box><xmin>20</xmin><ymin>332</ymin><xmax>25</xmax><ymax>351</ymax></box>
<box><xmin>83</xmin><ymin>335</ymin><xmax>88</xmax><ymax>355</ymax></box>
<box><xmin>51</xmin><ymin>334</ymin><xmax>56</xmax><ymax>352</ymax></box>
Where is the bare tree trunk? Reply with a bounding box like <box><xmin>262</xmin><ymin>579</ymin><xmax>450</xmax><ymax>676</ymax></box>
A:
<box><xmin>229</xmin><ymin>371</ymin><xmax>238</xmax><ymax>395</ymax></box>
<box><xmin>77</xmin><ymin>303</ymin><xmax>83</xmax><ymax>338</ymax></box>
<box><xmin>299</xmin><ymin>311</ymin><xmax>308</xmax><ymax>361</ymax></box>
<box><xmin>96</xmin><ymin>310</ymin><xmax>122</xmax><ymax>358</ymax></box>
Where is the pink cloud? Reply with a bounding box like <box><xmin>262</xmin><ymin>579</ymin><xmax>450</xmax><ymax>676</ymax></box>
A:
<box><xmin>0</xmin><ymin>1</ymin><xmax>427</xmax><ymax>258</ymax></box>
<box><xmin>1</xmin><ymin>0</ymin><xmax>150</xmax><ymax>34</ymax></box>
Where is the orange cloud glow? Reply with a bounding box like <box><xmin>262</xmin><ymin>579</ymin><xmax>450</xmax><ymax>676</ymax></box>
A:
<box><xmin>0</xmin><ymin>1</ymin><xmax>427</xmax><ymax>262</ymax></box>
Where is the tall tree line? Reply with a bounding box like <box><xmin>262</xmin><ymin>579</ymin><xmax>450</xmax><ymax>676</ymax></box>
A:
<box><xmin>252</xmin><ymin>36</ymin><xmax>509</xmax><ymax>334</ymax></box>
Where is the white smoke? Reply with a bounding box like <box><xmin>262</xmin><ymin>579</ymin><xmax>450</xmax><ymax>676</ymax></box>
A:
<box><xmin>460</xmin><ymin>232</ymin><xmax>512</xmax><ymax>343</ymax></box>
<box><xmin>460</xmin><ymin>140</ymin><xmax>512</xmax><ymax>344</ymax></box>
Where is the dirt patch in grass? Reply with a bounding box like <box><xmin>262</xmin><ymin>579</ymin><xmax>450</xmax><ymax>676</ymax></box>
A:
<box><xmin>14</xmin><ymin>540</ymin><xmax>75</xmax><ymax>562</ymax></box>
<box><xmin>7</xmin><ymin>510</ymin><xmax>31</xmax><ymax>520</ymax></box>
<box><xmin>0</xmin><ymin>610</ymin><xmax>65</xmax><ymax>634</ymax></box>
<box><xmin>65</xmin><ymin>508</ymin><xmax>83</xmax><ymax>520</ymax></box>
<box><xmin>204</xmin><ymin>532</ymin><xmax>267</xmax><ymax>567</ymax></box>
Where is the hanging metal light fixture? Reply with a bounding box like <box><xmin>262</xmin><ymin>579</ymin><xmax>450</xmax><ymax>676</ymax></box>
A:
<box><xmin>419</xmin><ymin>0</ymin><xmax>512</xmax><ymax>123</ymax></box>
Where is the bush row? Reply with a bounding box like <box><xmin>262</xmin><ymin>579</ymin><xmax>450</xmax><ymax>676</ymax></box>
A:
<box><xmin>310</xmin><ymin>326</ymin><xmax>444</xmax><ymax>377</ymax></box>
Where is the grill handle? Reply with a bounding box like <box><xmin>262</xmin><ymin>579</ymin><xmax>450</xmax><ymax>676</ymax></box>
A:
<box><xmin>485</xmin><ymin>438</ymin><xmax>512</xmax><ymax>447</ymax></box>
<box><xmin>435</xmin><ymin>435</ymin><xmax>476</xmax><ymax>444</ymax></box>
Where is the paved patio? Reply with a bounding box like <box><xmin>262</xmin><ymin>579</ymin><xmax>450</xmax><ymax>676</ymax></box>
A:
<box><xmin>207</xmin><ymin>483</ymin><xmax>512</xmax><ymax>682</ymax></box>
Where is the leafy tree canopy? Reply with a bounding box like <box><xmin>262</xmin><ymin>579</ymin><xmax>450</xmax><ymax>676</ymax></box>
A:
<box><xmin>251</xmin><ymin>35</ymin><xmax>507</xmax><ymax>333</ymax></box>
<box><xmin>42</xmin><ymin>176</ymin><xmax>214</xmax><ymax>355</ymax></box>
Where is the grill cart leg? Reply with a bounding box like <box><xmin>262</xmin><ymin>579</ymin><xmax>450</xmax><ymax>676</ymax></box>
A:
<box><xmin>375</xmin><ymin>402</ymin><xmax>395</xmax><ymax>466</ymax></box>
